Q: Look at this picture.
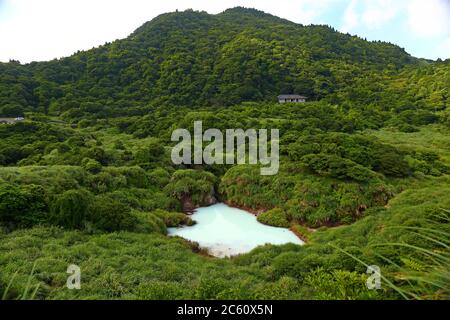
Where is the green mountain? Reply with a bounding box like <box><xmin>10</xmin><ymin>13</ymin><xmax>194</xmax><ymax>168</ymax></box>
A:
<box><xmin>1</xmin><ymin>7</ymin><xmax>439</xmax><ymax>116</ymax></box>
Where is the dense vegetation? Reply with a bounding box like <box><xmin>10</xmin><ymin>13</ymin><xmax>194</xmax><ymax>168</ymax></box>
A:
<box><xmin>0</xmin><ymin>8</ymin><xmax>449</xmax><ymax>300</ymax></box>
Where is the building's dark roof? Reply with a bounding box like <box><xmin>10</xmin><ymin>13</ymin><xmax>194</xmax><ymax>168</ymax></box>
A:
<box><xmin>277</xmin><ymin>94</ymin><xmax>307</xmax><ymax>99</ymax></box>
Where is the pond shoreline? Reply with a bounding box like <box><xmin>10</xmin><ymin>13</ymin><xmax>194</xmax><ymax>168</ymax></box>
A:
<box><xmin>172</xmin><ymin>203</ymin><xmax>304</xmax><ymax>258</ymax></box>
<box><xmin>182</xmin><ymin>200</ymin><xmax>268</xmax><ymax>216</ymax></box>
<box><xmin>182</xmin><ymin>201</ymin><xmax>310</xmax><ymax>243</ymax></box>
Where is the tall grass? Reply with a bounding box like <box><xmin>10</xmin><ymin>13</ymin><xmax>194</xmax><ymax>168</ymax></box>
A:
<box><xmin>1</xmin><ymin>262</ymin><xmax>40</xmax><ymax>300</ymax></box>
<box><xmin>333</xmin><ymin>209</ymin><xmax>450</xmax><ymax>300</ymax></box>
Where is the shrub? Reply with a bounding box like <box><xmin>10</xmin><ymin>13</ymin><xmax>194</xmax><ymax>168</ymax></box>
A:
<box><xmin>0</xmin><ymin>183</ymin><xmax>48</xmax><ymax>228</ymax></box>
<box><xmin>133</xmin><ymin>138</ymin><xmax>165</xmax><ymax>167</ymax></box>
<box><xmin>82</xmin><ymin>158</ymin><xmax>102</xmax><ymax>174</ymax></box>
<box><xmin>272</xmin><ymin>252</ymin><xmax>305</xmax><ymax>279</ymax></box>
<box><xmin>84</xmin><ymin>147</ymin><xmax>108</xmax><ymax>165</ymax></box>
<box><xmin>165</xmin><ymin>169</ymin><xmax>217</xmax><ymax>207</ymax></box>
<box><xmin>304</xmin><ymin>268</ymin><xmax>379</xmax><ymax>299</ymax></box>
<box><xmin>51</xmin><ymin>189</ymin><xmax>93</xmax><ymax>229</ymax></box>
<box><xmin>148</xmin><ymin>168</ymin><xmax>171</xmax><ymax>188</ymax></box>
<box><xmin>132</xmin><ymin>211</ymin><xmax>167</xmax><ymax>234</ymax></box>
<box><xmin>87</xmin><ymin>195</ymin><xmax>137</xmax><ymax>232</ymax></box>
<box><xmin>152</xmin><ymin>209</ymin><xmax>194</xmax><ymax>227</ymax></box>
<box><xmin>195</xmin><ymin>277</ymin><xmax>228</xmax><ymax>299</ymax></box>
<box><xmin>117</xmin><ymin>166</ymin><xmax>149</xmax><ymax>188</ymax></box>
<box><xmin>257</xmin><ymin>208</ymin><xmax>290</xmax><ymax>228</ymax></box>
<box><xmin>372</xmin><ymin>148</ymin><xmax>410</xmax><ymax>177</ymax></box>
<box><xmin>398</xmin><ymin>123</ymin><xmax>419</xmax><ymax>133</ymax></box>
<box><xmin>301</xmin><ymin>154</ymin><xmax>376</xmax><ymax>182</ymax></box>
<box><xmin>220</xmin><ymin>165</ymin><xmax>295</xmax><ymax>210</ymax></box>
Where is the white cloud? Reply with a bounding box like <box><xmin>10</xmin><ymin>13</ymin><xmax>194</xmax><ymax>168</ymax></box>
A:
<box><xmin>361</xmin><ymin>0</ymin><xmax>401</xmax><ymax>29</ymax></box>
<box><xmin>341</xmin><ymin>0</ymin><xmax>359</xmax><ymax>33</ymax></box>
<box><xmin>341</xmin><ymin>0</ymin><xmax>403</xmax><ymax>32</ymax></box>
<box><xmin>407</xmin><ymin>0</ymin><xmax>450</xmax><ymax>38</ymax></box>
<box><xmin>438</xmin><ymin>37</ymin><xmax>450</xmax><ymax>57</ymax></box>
<box><xmin>338</xmin><ymin>0</ymin><xmax>450</xmax><ymax>59</ymax></box>
<box><xmin>283</xmin><ymin>0</ymin><xmax>340</xmax><ymax>25</ymax></box>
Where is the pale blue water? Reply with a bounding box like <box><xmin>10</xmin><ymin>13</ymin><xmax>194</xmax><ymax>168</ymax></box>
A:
<box><xmin>168</xmin><ymin>203</ymin><xmax>303</xmax><ymax>257</ymax></box>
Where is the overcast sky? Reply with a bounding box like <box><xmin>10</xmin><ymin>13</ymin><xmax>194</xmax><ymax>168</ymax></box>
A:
<box><xmin>1</xmin><ymin>0</ymin><xmax>449</xmax><ymax>63</ymax></box>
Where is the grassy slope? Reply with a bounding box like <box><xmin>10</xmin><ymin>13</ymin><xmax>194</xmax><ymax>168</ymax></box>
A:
<box><xmin>0</xmin><ymin>122</ymin><xmax>448</xmax><ymax>300</ymax></box>
<box><xmin>2</xmin><ymin>174</ymin><xmax>447</xmax><ymax>299</ymax></box>
<box><xmin>367</xmin><ymin>125</ymin><xmax>450</xmax><ymax>165</ymax></box>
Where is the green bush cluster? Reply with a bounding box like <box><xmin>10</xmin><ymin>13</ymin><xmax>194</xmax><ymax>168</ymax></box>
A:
<box><xmin>221</xmin><ymin>165</ymin><xmax>394</xmax><ymax>227</ymax></box>
<box><xmin>0</xmin><ymin>183</ymin><xmax>48</xmax><ymax>229</ymax></box>
<box><xmin>165</xmin><ymin>169</ymin><xmax>217</xmax><ymax>208</ymax></box>
<box><xmin>257</xmin><ymin>208</ymin><xmax>290</xmax><ymax>228</ymax></box>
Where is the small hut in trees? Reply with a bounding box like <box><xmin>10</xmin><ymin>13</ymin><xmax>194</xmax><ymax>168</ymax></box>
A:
<box><xmin>277</xmin><ymin>94</ymin><xmax>307</xmax><ymax>103</ymax></box>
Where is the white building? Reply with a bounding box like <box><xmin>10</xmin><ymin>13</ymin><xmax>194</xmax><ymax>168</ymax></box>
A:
<box><xmin>277</xmin><ymin>94</ymin><xmax>307</xmax><ymax>103</ymax></box>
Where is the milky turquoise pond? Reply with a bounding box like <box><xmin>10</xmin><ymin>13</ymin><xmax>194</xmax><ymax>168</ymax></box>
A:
<box><xmin>168</xmin><ymin>203</ymin><xmax>304</xmax><ymax>257</ymax></box>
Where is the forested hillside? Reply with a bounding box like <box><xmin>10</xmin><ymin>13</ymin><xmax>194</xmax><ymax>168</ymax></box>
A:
<box><xmin>0</xmin><ymin>7</ymin><xmax>423</xmax><ymax>113</ymax></box>
<box><xmin>0</xmin><ymin>8</ymin><xmax>448</xmax><ymax>300</ymax></box>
